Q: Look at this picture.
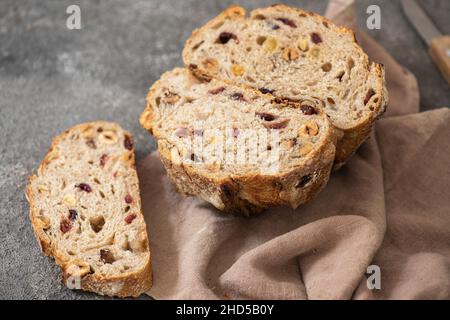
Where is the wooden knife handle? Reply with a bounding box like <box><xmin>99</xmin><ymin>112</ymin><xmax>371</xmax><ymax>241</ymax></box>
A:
<box><xmin>429</xmin><ymin>35</ymin><xmax>450</xmax><ymax>87</ymax></box>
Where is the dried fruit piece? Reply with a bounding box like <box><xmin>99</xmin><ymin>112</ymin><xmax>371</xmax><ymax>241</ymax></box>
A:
<box><xmin>258</xmin><ymin>87</ymin><xmax>275</xmax><ymax>94</ymax></box>
<box><xmin>263</xmin><ymin>119</ymin><xmax>290</xmax><ymax>129</ymax></box>
<box><xmin>311</xmin><ymin>32</ymin><xmax>322</xmax><ymax>44</ymax></box>
<box><xmin>125</xmin><ymin>194</ymin><xmax>133</xmax><ymax>204</ymax></box>
<box><xmin>208</xmin><ymin>87</ymin><xmax>225</xmax><ymax>95</ymax></box>
<box><xmin>271</xmin><ymin>24</ymin><xmax>280</xmax><ymax>30</ymax></box>
<box><xmin>63</xmin><ymin>194</ymin><xmax>77</xmax><ymax>207</ymax></box>
<box><xmin>255</xmin><ymin>111</ymin><xmax>276</xmax><ymax>121</ymax></box>
<box><xmin>100</xmin><ymin>249</ymin><xmax>115</xmax><ymax>264</ymax></box>
<box><xmin>162</xmin><ymin>92</ymin><xmax>180</xmax><ymax>104</ymax></box>
<box><xmin>230</xmin><ymin>64</ymin><xmax>245</xmax><ymax>76</ymax></box>
<box><xmin>282</xmin><ymin>47</ymin><xmax>299</xmax><ymax>61</ymax></box>
<box><xmin>75</xmin><ymin>183</ymin><xmax>92</xmax><ymax>193</ymax></box>
<box><xmin>321</xmin><ymin>63</ymin><xmax>332</xmax><ymax>72</ymax></box>
<box><xmin>230</xmin><ymin>92</ymin><xmax>245</xmax><ymax>101</ymax></box>
<box><xmin>85</xmin><ymin>139</ymin><xmax>96</xmax><ymax>149</ymax></box>
<box><xmin>216</xmin><ymin>31</ymin><xmax>238</xmax><ymax>44</ymax></box>
<box><xmin>364</xmin><ymin>89</ymin><xmax>376</xmax><ymax>105</ymax></box>
<box><xmin>299</xmin><ymin>121</ymin><xmax>319</xmax><ymax>137</ymax></box>
<box><xmin>125</xmin><ymin>214</ymin><xmax>137</xmax><ymax>224</ymax></box>
<box><xmin>263</xmin><ymin>37</ymin><xmax>278</xmax><ymax>53</ymax></box>
<box><xmin>98</xmin><ymin>131</ymin><xmax>118</xmax><ymax>145</ymax></box>
<box><xmin>300</xmin><ymin>105</ymin><xmax>317</xmax><ymax>115</ymax></box>
<box><xmin>174</xmin><ymin>127</ymin><xmax>189</xmax><ymax>137</ymax></box>
<box><xmin>100</xmin><ymin>154</ymin><xmax>108</xmax><ymax>167</ymax></box>
<box><xmin>298</xmin><ymin>38</ymin><xmax>309</xmax><ymax>52</ymax></box>
<box><xmin>68</xmin><ymin>209</ymin><xmax>78</xmax><ymax>221</ymax></box>
<box><xmin>231</xmin><ymin>127</ymin><xmax>240</xmax><ymax>137</ymax></box>
<box><xmin>60</xmin><ymin>218</ymin><xmax>72</xmax><ymax>233</ymax></box>
<box><xmin>275</xmin><ymin>17</ymin><xmax>297</xmax><ymax>28</ymax></box>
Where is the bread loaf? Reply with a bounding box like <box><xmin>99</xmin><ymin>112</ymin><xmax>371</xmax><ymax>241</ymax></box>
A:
<box><xmin>182</xmin><ymin>4</ymin><xmax>388</xmax><ymax>167</ymax></box>
<box><xmin>26</xmin><ymin>121</ymin><xmax>152</xmax><ymax>297</ymax></box>
<box><xmin>140</xmin><ymin>68</ymin><xmax>336</xmax><ymax>214</ymax></box>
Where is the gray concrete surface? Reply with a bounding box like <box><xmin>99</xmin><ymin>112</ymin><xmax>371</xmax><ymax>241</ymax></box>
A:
<box><xmin>0</xmin><ymin>0</ymin><xmax>449</xmax><ymax>300</ymax></box>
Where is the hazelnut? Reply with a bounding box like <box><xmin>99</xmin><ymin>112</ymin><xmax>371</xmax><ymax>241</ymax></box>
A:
<box><xmin>36</xmin><ymin>215</ymin><xmax>51</xmax><ymax>230</ymax></box>
<box><xmin>98</xmin><ymin>131</ymin><xmax>118</xmax><ymax>145</ymax></box>
<box><xmin>66</xmin><ymin>261</ymin><xmax>90</xmax><ymax>278</ymax></box>
<box><xmin>282</xmin><ymin>47</ymin><xmax>299</xmax><ymax>61</ymax></box>
<box><xmin>299</xmin><ymin>142</ymin><xmax>314</xmax><ymax>156</ymax></box>
<box><xmin>299</xmin><ymin>121</ymin><xmax>319</xmax><ymax>137</ymax></box>
<box><xmin>263</xmin><ymin>37</ymin><xmax>278</xmax><ymax>53</ymax></box>
<box><xmin>63</xmin><ymin>194</ymin><xmax>77</xmax><ymax>207</ymax></box>
<box><xmin>170</xmin><ymin>147</ymin><xmax>182</xmax><ymax>165</ymax></box>
<box><xmin>298</xmin><ymin>38</ymin><xmax>309</xmax><ymax>52</ymax></box>
<box><xmin>230</xmin><ymin>64</ymin><xmax>245</xmax><ymax>76</ymax></box>
<box><xmin>202</xmin><ymin>58</ymin><xmax>219</xmax><ymax>71</ymax></box>
<box><xmin>310</xmin><ymin>47</ymin><xmax>320</xmax><ymax>58</ymax></box>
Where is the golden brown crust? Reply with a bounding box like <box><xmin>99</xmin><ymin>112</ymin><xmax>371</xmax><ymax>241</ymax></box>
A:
<box><xmin>26</xmin><ymin>121</ymin><xmax>152</xmax><ymax>297</ymax></box>
<box><xmin>182</xmin><ymin>4</ymin><xmax>388</xmax><ymax>169</ymax></box>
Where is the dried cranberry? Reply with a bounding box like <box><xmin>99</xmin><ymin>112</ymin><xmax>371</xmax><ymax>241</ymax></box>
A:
<box><xmin>100</xmin><ymin>154</ymin><xmax>108</xmax><ymax>167</ymax></box>
<box><xmin>258</xmin><ymin>87</ymin><xmax>275</xmax><ymax>94</ymax></box>
<box><xmin>125</xmin><ymin>194</ymin><xmax>133</xmax><ymax>204</ymax></box>
<box><xmin>256</xmin><ymin>111</ymin><xmax>276</xmax><ymax>121</ymax></box>
<box><xmin>216</xmin><ymin>32</ymin><xmax>238</xmax><ymax>44</ymax></box>
<box><xmin>68</xmin><ymin>209</ymin><xmax>78</xmax><ymax>221</ymax></box>
<box><xmin>60</xmin><ymin>218</ymin><xmax>72</xmax><ymax>233</ymax></box>
<box><xmin>174</xmin><ymin>127</ymin><xmax>189</xmax><ymax>137</ymax></box>
<box><xmin>300</xmin><ymin>105</ymin><xmax>317</xmax><ymax>115</ymax></box>
<box><xmin>124</xmin><ymin>135</ymin><xmax>133</xmax><ymax>150</ymax></box>
<box><xmin>75</xmin><ymin>183</ymin><xmax>92</xmax><ymax>193</ymax></box>
<box><xmin>230</xmin><ymin>92</ymin><xmax>245</xmax><ymax>101</ymax></box>
<box><xmin>124</xmin><ymin>214</ymin><xmax>137</xmax><ymax>224</ymax></box>
<box><xmin>364</xmin><ymin>89</ymin><xmax>376</xmax><ymax>105</ymax></box>
<box><xmin>86</xmin><ymin>139</ymin><xmax>96</xmax><ymax>149</ymax></box>
<box><xmin>208</xmin><ymin>87</ymin><xmax>226</xmax><ymax>95</ymax></box>
<box><xmin>231</xmin><ymin>127</ymin><xmax>240</xmax><ymax>137</ymax></box>
<box><xmin>311</xmin><ymin>33</ymin><xmax>322</xmax><ymax>44</ymax></box>
<box><xmin>100</xmin><ymin>249</ymin><xmax>115</xmax><ymax>264</ymax></box>
<box><xmin>275</xmin><ymin>17</ymin><xmax>297</xmax><ymax>28</ymax></box>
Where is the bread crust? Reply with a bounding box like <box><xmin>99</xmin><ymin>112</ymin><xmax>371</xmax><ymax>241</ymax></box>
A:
<box><xmin>182</xmin><ymin>4</ymin><xmax>388</xmax><ymax>169</ymax></box>
<box><xmin>26</xmin><ymin>121</ymin><xmax>152</xmax><ymax>297</ymax></box>
<box><xmin>141</xmin><ymin>70</ymin><xmax>337</xmax><ymax>214</ymax></box>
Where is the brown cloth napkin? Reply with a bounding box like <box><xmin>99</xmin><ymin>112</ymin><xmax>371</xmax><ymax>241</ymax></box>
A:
<box><xmin>139</xmin><ymin>2</ymin><xmax>450</xmax><ymax>299</ymax></box>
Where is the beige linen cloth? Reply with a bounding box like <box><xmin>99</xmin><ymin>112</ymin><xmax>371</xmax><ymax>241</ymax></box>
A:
<box><xmin>139</xmin><ymin>2</ymin><xmax>450</xmax><ymax>299</ymax></box>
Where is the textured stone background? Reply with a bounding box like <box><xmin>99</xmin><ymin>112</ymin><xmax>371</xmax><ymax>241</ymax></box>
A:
<box><xmin>0</xmin><ymin>0</ymin><xmax>449</xmax><ymax>300</ymax></box>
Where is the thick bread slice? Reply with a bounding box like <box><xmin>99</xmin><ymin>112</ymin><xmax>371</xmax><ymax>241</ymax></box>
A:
<box><xmin>182</xmin><ymin>4</ymin><xmax>388</xmax><ymax>167</ymax></box>
<box><xmin>140</xmin><ymin>68</ymin><xmax>336</xmax><ymax>214</ymax></box>
<box><xmin>26</xmin><ymin>121</ymin><xmax>152</xmax><ymax>297</ymax></box>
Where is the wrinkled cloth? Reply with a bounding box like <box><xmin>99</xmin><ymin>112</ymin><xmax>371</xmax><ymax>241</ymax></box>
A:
<box><xmin>139</xmin><ymin>1</ymin><xmax>450</xmax><ymax>300</ymax></box>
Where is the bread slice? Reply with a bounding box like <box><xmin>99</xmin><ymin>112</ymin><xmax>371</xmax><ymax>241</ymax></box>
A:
<box><xmin>182</xmin><ymin>4</ymin><xmax>388</xmax><ymax>167</ymax></box>
<box><xmin>26</xmin><ymin>121</ymin><xmax>152</xmax><ymax>297</ymax></box>
<box><xmin>140</xmin><ymin>68</ymin><xmax>336</xmax><ymax>214</ymax></box>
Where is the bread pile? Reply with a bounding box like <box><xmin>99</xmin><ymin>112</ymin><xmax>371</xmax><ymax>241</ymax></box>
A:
<box><xmin>26</xmin><ymin>4</ymin><xmax>387</xmax><ymax>298</ymax></box>
<box><xmin>140</xmin><ymin>4</ymin><xmax>388</xmax><ymax>214</ymax></box>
